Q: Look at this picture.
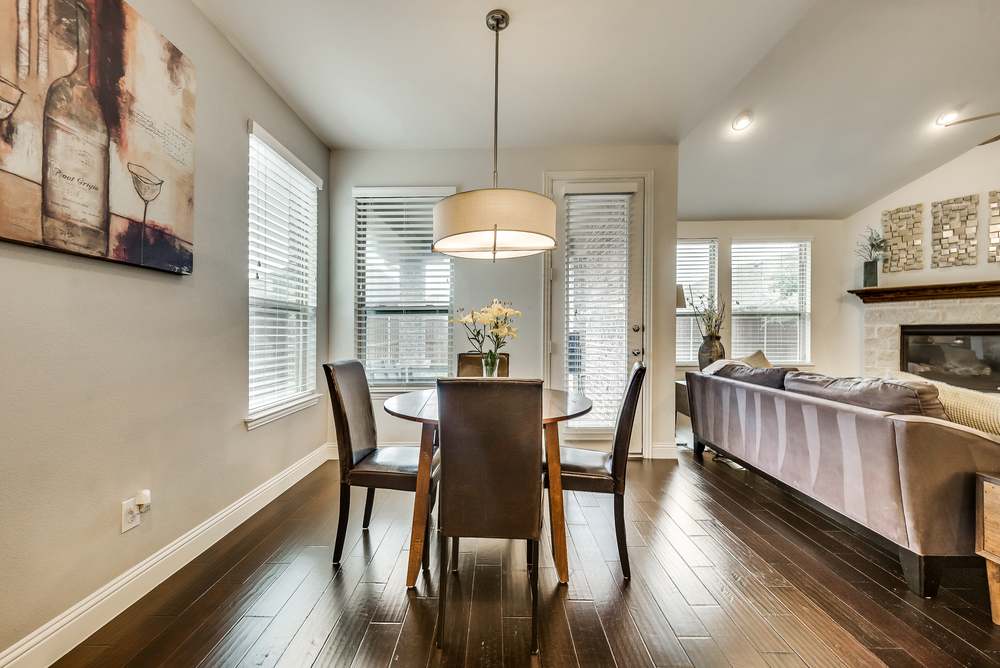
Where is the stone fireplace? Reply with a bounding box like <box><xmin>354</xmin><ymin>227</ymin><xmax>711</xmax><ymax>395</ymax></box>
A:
<box><xmin>851</xmin><ymin>281</ymin><xmax>1000</xmax><ymax>386</ymax></box>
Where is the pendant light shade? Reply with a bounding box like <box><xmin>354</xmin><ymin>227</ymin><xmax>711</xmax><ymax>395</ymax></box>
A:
<box><xmin>431</xmin><ymin>9</ymin><xmax>557</xmax><ymax>261</ymax></box>
<box><xmin>433</xmin><ymin>188</ymin><xmax>556</xmax><ymax>259</ymax></box>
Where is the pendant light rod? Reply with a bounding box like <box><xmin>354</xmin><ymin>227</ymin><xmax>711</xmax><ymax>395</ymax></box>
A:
<box><xmin>486</xmin><ymin>9</ymin><xmax>508</xmax><ymax>190</ymax></box>
<box><xmin>493</xmin><ymin>26</ymin><xmax>499</xmax><ymax>189</ymax></box>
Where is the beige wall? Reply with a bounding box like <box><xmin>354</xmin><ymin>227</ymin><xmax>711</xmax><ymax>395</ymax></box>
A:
<box><xmin>329</xmin><ymin>145</ymin><xmax>679</xmax><ymax>455</ymax></box>
<box><xmin>841</xmin><ymin>141</ymin><xmax>1000</xmax><ymax>373</ymax></box>
<box><xmin>0</xmin><ymin>0</ymin><xmax>330</xmax><ymax>652</ymax></box>
<box><xmin>677</xmin><ymin>219</ymin><xmax>857</xmax><ymax>378</ymax></box>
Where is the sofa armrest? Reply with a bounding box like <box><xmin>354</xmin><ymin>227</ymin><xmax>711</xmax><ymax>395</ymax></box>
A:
<box><xmin>891</xmin><ymin>415</ymin><xmax>1000</xmax><ymax>555</ymax></box>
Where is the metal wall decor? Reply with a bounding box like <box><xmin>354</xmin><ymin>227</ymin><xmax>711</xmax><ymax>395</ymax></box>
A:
<box><xmin>931</xmin><ymin>194</ymin><xmax>979</xmax><ymax>268</ymax></box>
<box><xmin>882</xmin><ymin>204</ymin><xmax>923</xmax><ymax>272</ymax></box>
<box><xmin>990</xmin><ymin>191</ymin><xmax>999</xmax><ymax>264</ymax></box>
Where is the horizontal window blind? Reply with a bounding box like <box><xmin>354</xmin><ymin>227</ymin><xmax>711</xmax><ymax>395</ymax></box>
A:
<box><xmin>355</xmin><ymin>196</ymin><xmax>453</xmax><ymax>386</ymax></box>
<box><xmin>248</xmin><ymin>133</ymin><xmax>319</xmax><ymax>413</ymax></box>
<box><xmin>676</xmin><ymin>239</ymin><xmax>718</xmax><ymax>364</ymax></box>
<box><xmin>731</xmin><ymin>240</ymin><xmax>811</xmax><ymax>363</ymax></box>
<box><xmin>565</xmin><ymin>193</ymin><xmax>632</xmax><ymax>429</ymax></box>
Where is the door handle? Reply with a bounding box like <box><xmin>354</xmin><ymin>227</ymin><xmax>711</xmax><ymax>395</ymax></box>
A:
<box><xmin>631</xmin><ymin>325</ymin><xmax>640</xmax><ymax>332</ymax></box>
<box><xmin>631</xmin><ymin>348</ymin><xmax>641</xmax><ymax>356</ymax></box>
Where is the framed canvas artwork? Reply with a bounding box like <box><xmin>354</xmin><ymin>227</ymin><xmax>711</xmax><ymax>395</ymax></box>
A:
<box><xmin>0</xmin><ymin>0</ymin><xmax>196</xmax><ymax>273</ymax></box>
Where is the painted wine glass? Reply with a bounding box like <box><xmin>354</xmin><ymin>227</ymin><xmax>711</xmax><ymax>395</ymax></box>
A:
<box><xmin>0</xmin><ymin>75</ymin><xmax>24</xmax><ymax>121</ymax></box>
<box><xmin>127</xmin><ymin>163</ymin><xmax>163</xmax><ymax>263</ymax></box>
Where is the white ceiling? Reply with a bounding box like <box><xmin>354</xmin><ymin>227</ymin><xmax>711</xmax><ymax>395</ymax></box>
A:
<box><xmin>192</xmin><ymin>0</ymin><xmax>1000</xmax><ymax>220</ymax></box>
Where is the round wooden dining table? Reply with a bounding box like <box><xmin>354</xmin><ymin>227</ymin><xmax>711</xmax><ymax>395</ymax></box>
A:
<box><xmin>384</xmin><ymin>387</ymin><xmax>592</xmax><ymax>587</ymax></box>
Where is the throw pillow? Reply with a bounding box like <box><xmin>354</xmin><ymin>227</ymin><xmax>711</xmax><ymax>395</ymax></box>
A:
<box><xmin>886</xmin><ymin>370</ymin><xmax>1000</xmax><ymax>437</ymax></box>
<box><xmin>715</xmin><ymin>365</ymin><xmax>790</xmax><ymax>389</ymax></box>
<box><xmin>739</xmin><ymin>350</ymin><xmax>773</xmax><ymax>368</ymax></box>
<box><xmin>784</xmin><ymin>372</ymin><xmax>950</xmax><ymax>420</ymax></box>
<box><xmin>701</xmin><ymin>359</ymin><xmax>750</xmax><ymax>375</ymax></box>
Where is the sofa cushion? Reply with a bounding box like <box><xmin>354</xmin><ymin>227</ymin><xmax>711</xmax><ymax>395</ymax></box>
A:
<box><xmin>784</xmin><ymin>372</ymin><xmax>950</xmax><ymax>420</ymax></box>
<box><xmin>715</xmin><ymin>365</ymin><xmax>790</xmax><ymax>389</ymax></box>
<box><xmin>887</xmin><ymin>370</ymin><xmax>1000</xmax><ymax>436</ymax></box>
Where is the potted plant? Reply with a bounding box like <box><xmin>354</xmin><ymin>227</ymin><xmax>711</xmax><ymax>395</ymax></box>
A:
<box><xmin>856</xmin><ymin>226</ymin><xmax>886</xmax><ymax>288</ymax></box>
<box><xmin>452</xmin><ymin>299</ymin><xmax>521</xmax><ymax>377</ymax></box>
<box><xmin>688</xmin><ymin>291</ymin><xmax>727</xmax><ymax>370</ymax></box>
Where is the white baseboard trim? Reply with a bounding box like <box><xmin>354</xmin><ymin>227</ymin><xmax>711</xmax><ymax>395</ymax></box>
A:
<box><xmin>0</xmin><ymin>442</ymin><xmax>338</xmax><ymax>668</ymax></box>
<box><xmin>650</xmin><ymin>443</ymin><xmax>678</xmax><ymax>459</ymax></box>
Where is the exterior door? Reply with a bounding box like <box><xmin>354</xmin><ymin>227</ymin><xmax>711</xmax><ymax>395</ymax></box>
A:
<box><xmin>548</xmin><ymin>179</ymin><xmax>645</xmax><ymax>455</ymax></box>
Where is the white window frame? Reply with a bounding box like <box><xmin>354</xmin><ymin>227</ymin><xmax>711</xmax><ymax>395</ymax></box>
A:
<box><xmin>245</xmin><ymin>122</ymin><xmax>322</xmax><ymax>430</ymax></box>
<box><xmin>353</xmin><ymin>186</ymin><xmax>456</xmax><ymax>400</ymax></box>
<box><xmin>730</xmin><ymin>238</ymin><xmax>812</xmax><ymax>365</ymax></box>
<box><xmin>676</xmin><ymin>239</ymin><xmax>719</xmax><ymax>366</ymax></box>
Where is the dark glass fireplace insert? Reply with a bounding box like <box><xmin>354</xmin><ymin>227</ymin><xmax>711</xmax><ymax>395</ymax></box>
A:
<box><xmin>900</xmin><ymin>324</ymin><xmax>1000</xmax><ymax>392</ymax></box>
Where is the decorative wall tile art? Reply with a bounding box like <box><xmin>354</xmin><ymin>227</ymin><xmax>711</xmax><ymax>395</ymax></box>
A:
<box><xmin>0</xmin><ymin>0</ymin><xmax>196</xmax><ymax>274</ymax></box>
<box><xmin>882</xmin><ymin>204</ymin><xmax>923</xmax><ymax>272</ymax></box>
<box><xmin>990</xmin><ymin>190</ymin><xmax>999</xmax><ymax>263</ymax></box>
<box><xmin>931</xmin><ymin>194</ymin><xmax>979</xmax><ymax>268</ymax></box>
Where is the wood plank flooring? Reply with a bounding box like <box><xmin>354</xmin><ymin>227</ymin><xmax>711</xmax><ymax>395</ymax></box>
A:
<box><xmin>55</xmin><ymin>447</ymin><xmax>996</xmax><ymax>667</ymax></box>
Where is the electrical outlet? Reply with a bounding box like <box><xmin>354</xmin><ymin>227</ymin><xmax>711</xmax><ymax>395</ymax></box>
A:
<box><xmin>122</xmin><ymin>497</ymin><xmax>140</xmax><ymax>533</ymax></box>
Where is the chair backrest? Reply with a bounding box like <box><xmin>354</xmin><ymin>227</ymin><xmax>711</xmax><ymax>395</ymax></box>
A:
<box><xmin>456</xmin><ymin>353</ymin><xmax>510</xmax><ymax>377</ymax></box>
<box><xmin>436</xmin><ymin>378</ymin><xmax>543</xmax><ymax>541</ymax></box>
<box><xmin>609</xmin><ymin>361</ymin><xmax>647</xmax><ymax>495</ymax></box>
<box><xmin>323</xmin><ymin>361</ymin><xmax>378</xmax><ymax>479</ymax></box>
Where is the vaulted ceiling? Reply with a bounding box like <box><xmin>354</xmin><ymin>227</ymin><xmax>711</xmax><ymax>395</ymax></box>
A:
<box><xmin>192</xmin><ymin>0</ymin><xmax>1000</xmax><ymax>220</ymax></box>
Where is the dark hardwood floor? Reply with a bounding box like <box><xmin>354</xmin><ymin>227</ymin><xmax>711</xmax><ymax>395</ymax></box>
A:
<box><xmin>54</xmin><ymin>446</ymin><xmax>997</xmax><ymax>667</ymax></box>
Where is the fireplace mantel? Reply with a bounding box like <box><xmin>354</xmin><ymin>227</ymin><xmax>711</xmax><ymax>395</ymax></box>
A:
<box><xmin>848</xmin><ymin>280</ymin><xmax>1000</xmax><ymax>304</ymax></box>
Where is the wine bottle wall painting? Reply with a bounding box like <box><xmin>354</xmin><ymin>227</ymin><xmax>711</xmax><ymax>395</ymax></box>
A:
<box><xmin>0</xmin><ymin>0</ymin><xmax>196</xmax><ymax>274</ymax></box>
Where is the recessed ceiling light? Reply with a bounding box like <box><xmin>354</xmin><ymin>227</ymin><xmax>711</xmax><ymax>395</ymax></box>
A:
<box><xmin>936</xmin><ymin>110</ymin><xmax>959</xmax><ymax>126</ymax></box>
<box><xmin>732</xmin><ymin>112</ymin><xmax>753</xmax><ymax>131</ymax></box>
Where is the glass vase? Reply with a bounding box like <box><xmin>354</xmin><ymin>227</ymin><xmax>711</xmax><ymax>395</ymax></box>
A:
<box><xmin>482</xmin><ymin>351</ymin><xmax>500</xmax><ymax>378</ymax></box>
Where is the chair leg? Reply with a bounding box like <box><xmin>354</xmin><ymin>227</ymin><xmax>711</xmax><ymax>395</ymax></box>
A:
<box><xmin>437</xmin><ymin>532</ymin><xmax>448</xmax><ymax>648</ymax></box>
<box><xmin>362</xmin><ymin>488</ymin><xmax>376</xmax><ymax>530</ymax></box>
<box><xmin>332</xmin><ymin>483</ymin><xmax>351</xmax><ymax>565</ymax></box>
<box><xmin>452</xmin><ymin>536</ymin><xmax>460</xmax><ymax>573</ymax></box>
<box><xmin>530</xmin><ymin>540</ymin><xmax>539</xmax><ymax>654</ymax></box>
<box><xmin>422</xmin><ymin>503</ymin><xmax>432</xmax><ymax>571</ymax></box>
<box><xmin>526</xmin><ymin>539</ymin><xmax>533</xmax><ymax>572</ymax></box>
<box><xmin>614</xmin><ymin>493</ymin><xmax>630</xmax><ymax>580</ymax></box>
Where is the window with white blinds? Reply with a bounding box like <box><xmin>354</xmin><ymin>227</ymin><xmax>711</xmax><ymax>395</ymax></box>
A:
<box><xmin>676</xmin><ymin>239</ymin><xmax>718</xmax><ymax>364</ymax></box>
<box><xmin>731</xmin><ymin>240</ymin><xmax>811</xmax><ymax>363</ymax></box>
<box><xmin>355</xmin><ymin>192</ymin><xmax>453</xmax><ymax>387</ymax></box>
<box><xmin>564</xmin><ymin>193</ymin><xmax>633</xmax><ymax>429</ymax></box>
<box><xmin>248</xmin><ymin>133</ymin><xmax>319</xmax><ymax>413</ymax></box>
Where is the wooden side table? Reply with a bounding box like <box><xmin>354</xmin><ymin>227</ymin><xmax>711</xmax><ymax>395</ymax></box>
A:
<box><xmin>675</xmin><ymin>380</ymin><xmax>690</xmax><ymax>419</ymax></box>
<box><xmin>976</xmin><ymin>472</ymin><xmax>1000</xmax><ymax>625</ymax></box>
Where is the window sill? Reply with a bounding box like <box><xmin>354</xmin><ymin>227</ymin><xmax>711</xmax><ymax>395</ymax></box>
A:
<box><xmin>245</xmin><ymin>393</ymin><xmax>322</xmax><ymax>431</ymax></box>
<box><xmin>676</xmin><ymin>362</ymin><xmax>814</xmax><ymax>370</ymax></box>
<box><xmin>369</xmin><ymin>385</ymin><xmax>434</xmax><ymax>401</ymax></box>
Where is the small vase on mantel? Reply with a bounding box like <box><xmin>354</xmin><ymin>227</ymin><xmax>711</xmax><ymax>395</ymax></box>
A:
<box><xmin>863</xmin><ymin>260</ymin><xmax>879</xmax><ymax>288</ymax></box>
<box><xmin>698</xmin><ymin>335</ymin><xmax>725</xmax><ymax>370</ymax></box>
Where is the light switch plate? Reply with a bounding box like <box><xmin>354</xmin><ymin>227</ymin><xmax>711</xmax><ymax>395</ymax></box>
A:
<box><xmin>122</xmin><ymin>497</ymin><xmax>140</xmax><ymax>533</ymax></box>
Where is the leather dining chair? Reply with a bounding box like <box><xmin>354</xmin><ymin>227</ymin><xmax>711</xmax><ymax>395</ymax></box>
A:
<box><xmin>435</xmin><ymin>378</ymin><xmax>543</xmax><ymax>654</ymax></box>
<box><xmin>544</xmin><ymin>361</ymin><xmax>646</xmax><ymax>579</ymax></box>
<box><xmin>323</xmin><ymin>360</ymin><xmax>440</xmax><ymax>567</ymax></box>
<box><xmin>456</xmin><ymin>352</ymin><xmax>510</xmax><ymax>377</ymax></box>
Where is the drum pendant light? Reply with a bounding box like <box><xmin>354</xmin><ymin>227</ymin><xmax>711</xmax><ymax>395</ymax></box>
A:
<box><xmin>432</xmin><ymin>9</ymin><xmax>556</xmax><ymax>261</ymax></box>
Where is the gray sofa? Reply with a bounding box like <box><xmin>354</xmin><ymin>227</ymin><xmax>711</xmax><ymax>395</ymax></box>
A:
<box><xmin>686</xmin><ymin>369</ymin><xmax>1000</xmax><ymax>597</ymax></box>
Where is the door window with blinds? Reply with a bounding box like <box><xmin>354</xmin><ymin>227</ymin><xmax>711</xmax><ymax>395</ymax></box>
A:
<box><xmin>676</xmin><ymin>239</ymin><xmax>718</xmax><ymax>364</ymax></box>
<box><xmin>731</xmin><ymin>240</ymin><xmax>812</xmax><ymax>363</ymax></box>
<box><xmin>248</xmin><ymin>131</ymin><xmax>320</xmax><ymax>414</ymax></box>
<box><xmin>354</xmin><ymin>188</ymin><xmax>455</xmax><ymax>387</ymax></box>
<box><xmin>563</xmin><ymin>192</ymin><xmax>637</xmax><ymax>430</ymax></box>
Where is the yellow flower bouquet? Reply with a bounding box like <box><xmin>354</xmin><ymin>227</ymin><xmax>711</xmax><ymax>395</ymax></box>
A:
<box><xmin>451</xmin><ymin>299</ymin><xmax>521</xmax><ymax>376</ymax></box>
